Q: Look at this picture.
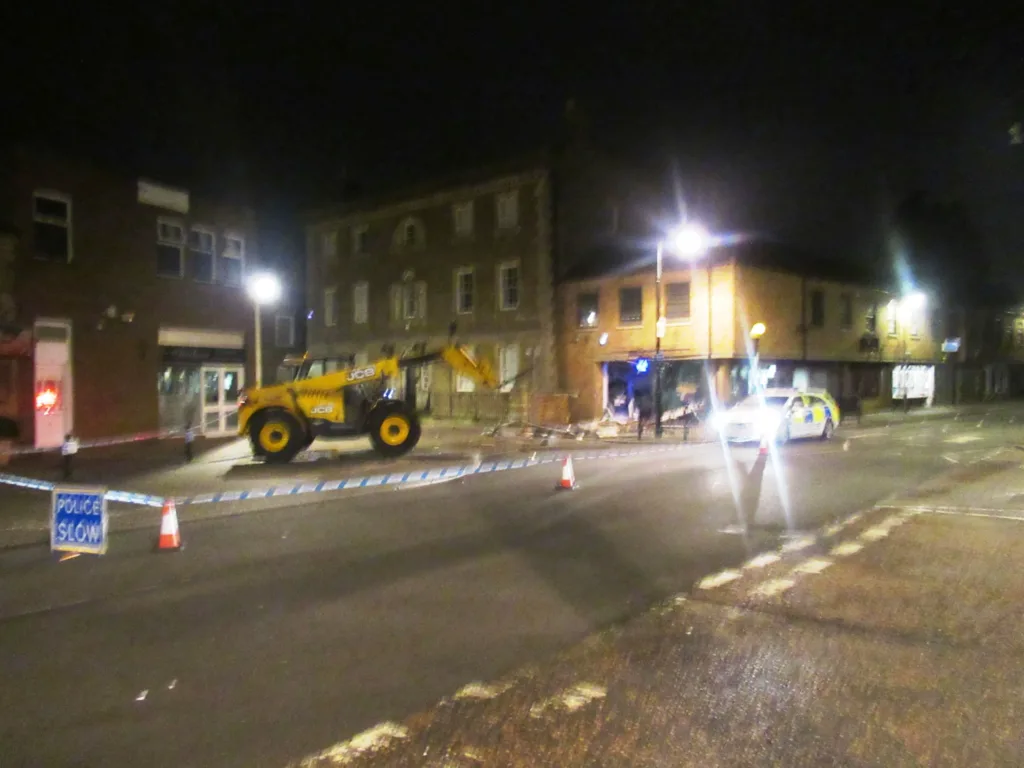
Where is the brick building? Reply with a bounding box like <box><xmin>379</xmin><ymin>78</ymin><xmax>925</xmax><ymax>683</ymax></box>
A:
<box><xmin>305</xmin><ymin>150</ymin><xmax>657</xmax><ymax>422</ymax></box>
<box><xmin>0</xmin><ymin>147</ymin><xmax>298</xmax><ymax>447</ymax></box>
<box><xmin>557</xmin><ymin>242</ymin><xmax>948</xmax><ymax>422</ymax></box>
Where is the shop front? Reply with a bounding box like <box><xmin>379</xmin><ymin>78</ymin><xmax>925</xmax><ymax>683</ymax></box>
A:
<box><xmin>157</xmin><ymin>327</ymin><xmax>247</xmax><ymax>435</ymax></box>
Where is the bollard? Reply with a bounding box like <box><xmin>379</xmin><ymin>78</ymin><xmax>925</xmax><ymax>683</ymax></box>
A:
<box><xmin>61</xmin><ymin>433</ymin><xmax>79</xmax><ymax>480</ymax></box>
<box><xmin>184</xmin><ymin>426</ymin><xmax>195</xmax><ymax>463</ymax></box>
<box><xmin>683</xmin><ymin>421</ymin><xmax>689</xmax><ymax>442</ymax></box>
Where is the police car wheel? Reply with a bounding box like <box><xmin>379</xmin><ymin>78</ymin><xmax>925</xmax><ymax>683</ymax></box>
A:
<box><xmin>821</xmin><ymin>419</ymin><xmax>835</xmax><ymax>440</ymax></box>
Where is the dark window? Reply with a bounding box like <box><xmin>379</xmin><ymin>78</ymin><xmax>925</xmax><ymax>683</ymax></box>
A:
<box><xmin>865</xmin><ymin>303</ymin><xmax>877</xmax><ymax>333</ymax></box>
<box><xmin>218</xmin><ymin>235</ymin><xmax>243</xmax><ymax>286</ymax></box>
<box><xmin>32</xmin><ymin>194</ymin><xmax>70</xmax><ymax>262</ymax></box>
<box><xmin>619</xmin><ymin>286</ymin><xmax>643</xmax><ymax>325</ymax></box>
<box><xmin>810</xmin><ymin>289</ymin><xmax>825</xmax><ymax>328</ymax></box>
<box><xmin>665</xmin><ymin>282</ymin><xmax>691</xmax><ymax>320</ymax></box>
<box><xmin>275</xmin><ymin>315</ymin><xmax>295</xmax><ymax>348</ymax></box>
<box><xmin>188</xmin><ymin>228</ymin><xmax>215</xmax><ymax>283</ymax></box>
<box><xmin>156</xmin><ymin>220</ymin><xmax>184</xmax><ymax>277</ymax></box>
<box><xmin>840</xmin><ymin>294</ymin><xmax>853</xmax><ymax>328</ymax></box>
<box><xmin>577</xmin><ymin>292</ymin><xmax>599</xmax><ymax>327</ymax></box>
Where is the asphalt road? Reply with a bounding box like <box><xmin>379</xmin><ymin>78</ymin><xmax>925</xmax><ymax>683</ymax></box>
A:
<box><xmin>1</xmin><ymin>412</ymin><xmax>1020</xmax><ymax>767</ymax></box>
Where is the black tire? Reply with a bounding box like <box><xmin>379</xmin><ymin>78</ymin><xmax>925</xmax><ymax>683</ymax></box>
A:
<box><xmin>821</xmin><ymin>419</ymin><xmax>835</xmax><ymax>440</ymax></box>
<box><xmin>367</xmin><ymin>401</ymin><xmax>422</xmax><ymax>458</ymax></box>
<box><xmin>251</xmin><ymin>410</ymin><xmax>304</xmax><ymax>464</ymax></box>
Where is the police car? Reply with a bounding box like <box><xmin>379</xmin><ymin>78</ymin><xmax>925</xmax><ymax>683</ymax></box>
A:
<box><xmin>711</xmin><ymin>388</ymin><xmax>840</xmax><ymax>443</ymax></box>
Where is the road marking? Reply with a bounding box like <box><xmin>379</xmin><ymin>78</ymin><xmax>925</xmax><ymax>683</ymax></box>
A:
<box><xmin>750</xmin><ymin>578</ymin><xmax>795</xmax><ymax>598</ymax></box>
<box><xmin>944</xmin><ymin>435</ymin><xmax>982</xmax><ymax>444</ymax></box>
<box><xmin>919</xmin><ymin>508</ymin><xmax>1024</xmax><ymax>523</ymax></box>
<box><xmin>744</xmin><ymin>553</ymin><xmax>780</xmax><ymax>569</ymax></box>
<box><xmin>781</xmin><ymin>535</ymin><xmax>816</xmax><ymax>552</ymax></box>
<box><xmin>697</xmin><ymin>569</ymin><xmax>743</xmax><ymax>589</ymax></box>
<box><xmin>529</xmin><ymin>683</ymin><xmax>606</xmax><ymax>718</ymax></box>
<box><xmin>453</xmin><ymin>681</ymin><xmax>513</xmax><ymax>701</ymax></box>
<box><xmin>942</xmin><ymin>454</ymin><xmax>959</xmax><ymax>463</ymax></box>
<box><xmin>843</xmin><ymin>511</ymin><xmax>864</xmax><ymax>526</ymax></box>
<box><xmin>792</xmin><ymin>557</ymin><xmax>833</xmax><ymax>575</ymax></box>
<box><xmin>830</xmin><ymin>541</ymin><xmax>864</xmax><ymax>557</ymax></box>
<box><xmin>860</xmin><ymin>525</ymin><xmax>891</xmax><ymax>541</ymax></box>
<box><xmin>821</xmin><ymin>522</ymin><xmax>844</xmax><ymax>537</ymax></box>
<box><xmin>135</xmin><ymin>690</ymin><xmax>148</xmax><ymax>702</ymax></box>
<box><xmin>296</xmin><ymin>722</ymin><xmax>409</xmax><ymax>767</ymax></box>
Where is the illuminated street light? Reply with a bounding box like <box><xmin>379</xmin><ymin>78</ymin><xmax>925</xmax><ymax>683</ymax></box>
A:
<box><xmin>750</xmin><ymin>322</ymin><xmax>767</xmax><ymax>340</ymax></box>
<box><xmin>654</xmin><ymin>222</ymin><xmax>713</xmax><ymax>438</ymax></box>
<box><xmin>750</xmin><ymin>322</ymin><xmax>766</xmax><ymax>394</ymax></box>
<box><xmin>246</xmin><ymin>272</ymin><xmax>282</xmax><ymax>388</ymax></box>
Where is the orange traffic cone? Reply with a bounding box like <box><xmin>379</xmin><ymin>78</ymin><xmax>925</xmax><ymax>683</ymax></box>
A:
<box><xmin>556</xmin><ymin>456</ymin><xmax>578</xmax><ymax>490</ymax></box>
<box><xmin>156</xmin><ymin>499</ymin><xmax>183</xmax><ymax>552</ymax></box>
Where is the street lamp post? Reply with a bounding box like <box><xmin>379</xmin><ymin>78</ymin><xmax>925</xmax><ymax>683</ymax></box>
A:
<box><xmin>750</xmin><ymin>322</ymin><xmax>767</xmax><ymax>393</ymax></box>
<box><xmin>246</xmin><ymin>272</ymin><xmax>282</xmax><ymax>388</ymax></box>
<box><xmin>654</xmin><ymin>224</ymin><xmax>710</xmax><ymax>438</ymax></box>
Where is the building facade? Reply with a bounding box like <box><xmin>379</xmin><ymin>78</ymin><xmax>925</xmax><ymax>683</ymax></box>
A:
<box><xmin>558</xmin><ymin>245</ymin><xmax>946</xmax><ymax>423</ymax></box>
<box><xmin>0</xmin><ymin>147</ymin><xmax>297</xmax><ymax>447</ymax></box>
<box><xmin>306</xmin><ymin>163</ymin><xmax>562</xmax><ymax>421</ymax></box>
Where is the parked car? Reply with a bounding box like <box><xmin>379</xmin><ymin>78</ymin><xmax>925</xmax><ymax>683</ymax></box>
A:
<box><xmin>710</xmin><ymin>388</ymin><xmax>840</xmax><ymax>443</ymax></box>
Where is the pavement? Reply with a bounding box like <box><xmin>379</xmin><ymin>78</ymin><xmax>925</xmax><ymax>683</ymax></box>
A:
<box><xmin>1</xmin><ymin>404</ymin><xmax>1023</xmax><ymax>766</ymax></box>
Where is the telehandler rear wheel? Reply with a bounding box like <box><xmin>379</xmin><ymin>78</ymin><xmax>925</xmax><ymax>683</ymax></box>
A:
<box><xmin>368</xmin><ymin>402</ymin><xmax>421</xmax><ymax>458</ymax></box>
<box><xmin>251</xmin><ymin>411</ymin><xmax>304</xmax><ymax>464</ymax></box>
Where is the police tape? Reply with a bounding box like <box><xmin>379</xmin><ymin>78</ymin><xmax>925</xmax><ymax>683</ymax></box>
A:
<box><xmin>2</xmin><ymin>409</ymin><xmax>234</xmax><ymax>457</ymax></box>
<box><xmin>0</xmin><ymin>444</ymin><xmax>691</xmax><ymax>509</ymax></box>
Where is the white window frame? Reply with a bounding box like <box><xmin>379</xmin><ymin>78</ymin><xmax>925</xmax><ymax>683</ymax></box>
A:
<box><xmin>189</xmin><ymin>225</ymin><xmax>216</xmax><ymax>283</ymax></box>
<box><xmin>32</xmin><ymin>190</ymin><xmax>73</xmax><ymax>263</ymax></box>
<box><xmin>351</xmin><ymin>224</ymin><xmax>368</xmax><ymax>255</ymax></box>
<box><xmin>453</xmin><ymin>201</ymin><xmax>474</xmax><ymax>238</ymax></box>
<box><xmin>323</xmin><ymin>287</ymin><xmax>337</xmax><ymax>327</ymax></box>
<box><xmin>156</xmin><ymin>217</ymin><xmax>185</xmax><ymax>278</ymax></box>
<box><xmin>220</xmin><ymin>231</ymin><xmax>245</xmax><ymax>285</ymax></box>
<box><xmin>496</xmin><ymin>190</ymin><xmax>519</xmax><ymax>230</ymax></box>
<box><xmin>454</xmin><ymin>267</ymin><xmax>474</xmax><ymax>315</ymax></box>
<box><xmin>275</xmin><ymin>315</ymin><xmax>295</xmax><ymax>348</ymax></box>
<box><xmin>498</xmin><ymin>260</ymin><xmax>520</xmax><ymax>311</ymax></box>
<box><xmin>456</xmin><ymin>345</ymin><xmax>477</xmax><ymax>392</ymax></box>
<box><xmin>322</xmin><ymin>230</ymin><xmax>338</xmax><ymax>259</ymax></box>
<box><xmin>353</xmin><ymin>281</ymin><xmax>369</xmax><ymax>325</ymax></box>
<box><xmin>499</xmin><ymin>343</ymin><xmax>519</xmax><ymax>393</ymax></box>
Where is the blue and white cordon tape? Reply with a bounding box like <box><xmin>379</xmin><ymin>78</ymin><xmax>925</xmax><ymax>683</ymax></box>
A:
<box><xmin>0</xmin><ymin>444</ymin><xmax>690</xmax><ymax>509</ymax></box>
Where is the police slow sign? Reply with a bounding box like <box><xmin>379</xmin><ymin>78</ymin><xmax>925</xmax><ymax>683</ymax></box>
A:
<box><xmin>51</xmin><ymin>486</ymin><xmax>108</xmax><ymax>555</ymax></box>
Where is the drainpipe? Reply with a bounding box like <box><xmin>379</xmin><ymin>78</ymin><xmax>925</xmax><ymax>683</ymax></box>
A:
<box><xmin>800</xmin><ymin>275</ymin><xmax>808</xmax><ymax>362</ymax></box>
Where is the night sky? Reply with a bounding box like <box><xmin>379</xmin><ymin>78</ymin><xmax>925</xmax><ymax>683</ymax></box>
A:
<box><xmin>4</xmin><ymin>3</ymin><xmax>1022</xmax><ymax>274</ymax></box>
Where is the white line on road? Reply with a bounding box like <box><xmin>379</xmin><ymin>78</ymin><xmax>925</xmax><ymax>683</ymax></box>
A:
<box><xmin>791</xmin><ymin>557</ymin><xmax>833</xmax><ymax>575</ymax></box>
<box><xmin>830</xmin><ymin>541</ymin><xmax>864</xmax><ymax>557</ymax></box>
<box><xmin>750</xmin><ymin>578</ymin><xmax>795</xmax><ymax>598</ymax></box>
<box><xmin>781</xmin><ymin>535</ymin><xmax>816</xmax><ymax>552</ymax></box>
<box><xmin>916</xmin><ymin>508</ymin><xmax>1024</xmax><ymax>523</ymax></box>
<box><xmin>296</xmin><ymin>722</ymin><xmax>409</xmax><ymax>767</ymax></box>
<box><xmin>821</xmin><ymin>522</ymin><xmax>844</xmax><ymax>537</ymax></box>
<box><xmin>453</xmin><ymin>681</ymin><xmax>514</xmax><ymax>701</ymax></box>
<box><xmin>859</xmin><ymin>525</ymin><xmax>892</xmax><ymax>542</ymax></box>
<box><xmin>743</xmin><ymin>553</ymin><xmax>781</xmax><ymax>569</ymax></box>
<box><xmin>697</xmin><ymin>569</ymin><xmax>743</xmax><ymax>589</ymax></box>
<box><xmin>529</xmin><ymin>683</ymin><xmax>606</xmax><ymax>718</ymax></box>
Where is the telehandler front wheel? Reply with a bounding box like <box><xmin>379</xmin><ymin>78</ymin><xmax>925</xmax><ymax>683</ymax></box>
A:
<box><xmin>367</xmin><ymin>403</ymin><xmax>421</xmax><ymax>458</ymax></box>
<box><xmin>251</xmin><ymin>411</ymin><xmax>304</xmax><ymax>464</ymax></box>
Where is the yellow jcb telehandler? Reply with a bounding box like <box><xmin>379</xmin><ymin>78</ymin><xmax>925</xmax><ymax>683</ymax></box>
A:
<box><xmin>237</xmin><ymin>345</ymin><xmax>498</xmax><ymax>462</ymax></box>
